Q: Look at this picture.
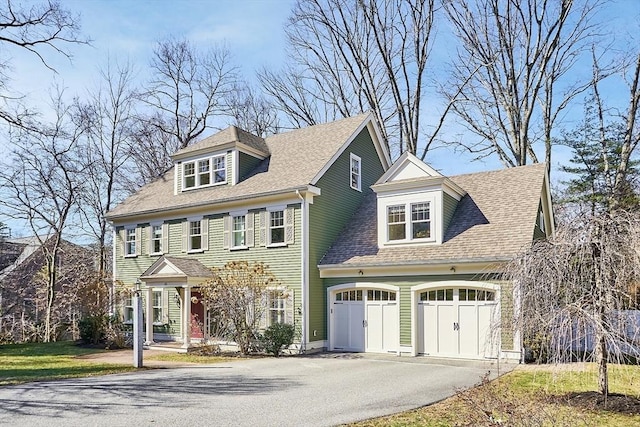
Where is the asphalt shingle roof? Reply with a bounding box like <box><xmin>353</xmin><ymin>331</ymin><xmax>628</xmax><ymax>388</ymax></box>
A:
<box><xmin>319</xmin><ymin>163</ymin><xmax>547</xmax><ymax>267</ymax></box>
<box><xmin>173</xmin><ymin>126</ymin><xmax>270</xmax><ymax>158</ymax></box>
<box><xmin>141</xmin><ymin>256</ymin><xmax>214</xmax><ymax>278</ymax></box>
<box><xmin>107</xmin><ymin>114</ymin><xmax>370</xmax><ymax>219</ymax></box>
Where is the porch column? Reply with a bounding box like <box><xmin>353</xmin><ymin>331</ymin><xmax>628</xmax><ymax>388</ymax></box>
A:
<box><xmin>145</xmin><ymin>286</ymin><xmax>154</xmax><ymax>345</ymax></box>
<box><xmin>182</xmin><ymin>285</ymin><xmax>192</xmax><ymax>348</ymax></box>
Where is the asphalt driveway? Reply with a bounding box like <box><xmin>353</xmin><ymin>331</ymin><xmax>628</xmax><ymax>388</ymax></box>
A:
<box><xmin>0</xmin><ymin>352</ymin><xmax>507</xmax><ymax>427</ymax></box>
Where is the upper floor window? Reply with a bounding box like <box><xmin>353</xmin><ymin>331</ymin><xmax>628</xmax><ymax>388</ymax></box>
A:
<box><xmin>269</xmin><ymin>210</ymin><xmax>285</xmax><ymax>244</ymax></box>
<box><xmin>124</xmin><ymin>227</ymin><xmax>138</xmax><ymax>257</ymax></box>
<box><xmin>183</xmin><ymin>154</ymin><xmax>226</xmax><ymax>190</ymax></box>
<box><xmin>189</xmin><ymin>220</ymin><xmax>202</xmax><ymax>251</ymax></box>
<box><xmin>232</xmin><ymin>215</ymin><xmax>246</xmax><ymax>248</ymax></box>
<box><xmin>386</xmin><ymin>201</ymin><xmax>433</xmax><ymax>243</ymax></box>
<box><xmin>350</xmin><ymin>153</ymin><xmax>361</xmax><ymax>191</ymax></box>
<box><xmin>150</xmin><ymin>225</ymin><xmax>162</xmax><ymax>254</ymax></box>
<box><xmin>387</xmin><ymin>205</ymin><xmax>406</xmax><ymax>241</ymax></box>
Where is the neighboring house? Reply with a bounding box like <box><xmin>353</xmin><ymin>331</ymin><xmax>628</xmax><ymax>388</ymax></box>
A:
<box><xmin>0</xmin><ymin>236</ymin><xmax>96</xmax><ymax>341</ymax></box>
<box><xmin>106</xmin><ymin>113</ymin><xmax>553</xmax><ymax>361</ymax></box>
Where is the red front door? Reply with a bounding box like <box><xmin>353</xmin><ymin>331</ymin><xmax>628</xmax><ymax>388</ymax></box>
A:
<box><xmin>190</xmin><ymin>291</ymin><xmax>205</xmax><ymax>339</ymax></box>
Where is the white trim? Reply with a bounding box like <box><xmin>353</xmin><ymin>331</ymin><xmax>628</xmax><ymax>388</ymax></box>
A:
<box><xmin>349</xmin><ymin>153</ymin><xmax>362</xmax><ymax>192</ymax></box>
<box><xmin>318</xmin><ymin>261</ymin><xmax>506</xmax><ymax>278</ymax></box>
<box><xmin>181</xmin><ymin>153</ymin><xmax>227</xmax><ymax>191</ymax></box>
<box><xmin>375</xmin><ymin>151</ymin><xmax>442</xmax><ymax>185</ymax></box>
<box><xmin>410</xmin><ymin>280</ymin><xmax>501</xmax><ymax>357</ymax></box>
<box><xmin>232</xmin><ymin>149</ymin><xmax>239</xmax><ymax>185</ymax></box>
<box><xmin>377</xmin><ymin>193</ymin><xmax>440</xmax><ymax>246</ymax></box>
<box><xmin>326</xmin><ymin>282</ymin><xmax>400</xmax><ymax>354</ymax></box>
<box><xmin>174</xmin><ymin>165</ymin><xmax>178</xmax><ymax>195</ymax></box>
<box><xmin>310</xmin><ymin>113</ymin><xmax>390</xmax><ymax>186</ymax></box>
<box><xmin>296</xmin><ymin>190</ymin><xmax>308</xmax><ymax>352</ymax></box>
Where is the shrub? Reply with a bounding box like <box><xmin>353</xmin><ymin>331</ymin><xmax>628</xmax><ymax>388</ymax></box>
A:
<box><xmin>78</xmin><ymin>315</ymin><xmax>107</xmax><ymax>345</ymax></box>
<box><xmin>261</xmin><ymin>323</ymin><xmax>295</xmax><ymax>357</ymax></box>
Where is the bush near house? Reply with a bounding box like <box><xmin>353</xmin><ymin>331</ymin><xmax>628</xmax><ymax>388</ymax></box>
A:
<box><xmin>261</xmin><ymin>323</ymin><xmax>295</xmax><ymax>357</ymax></box>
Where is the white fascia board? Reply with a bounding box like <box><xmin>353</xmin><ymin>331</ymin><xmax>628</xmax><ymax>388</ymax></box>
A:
<box><xmin>375</xmin><ymin>151</ymin><xmax>442</xmax><ymax>185</ymax></box>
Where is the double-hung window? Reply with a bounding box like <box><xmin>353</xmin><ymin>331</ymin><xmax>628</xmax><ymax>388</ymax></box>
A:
<box><xmin>387</xmin><ymin>205</ymin><xmax>406</xmax><ymax>241</ymax></box>
<box><xmin>411</xmin><ymin>202</ymin><xmax>431</xmax><ymax>239</ymax></box>
<box><xmin>350</xmin><ymin>153</ymin><xmax>361</xmax><ymax>191</ymax></box>
<box><xmin>232</xmin><ymin>215</ymin><xmax>246</xmax><ymax>248</ymax></box>
<box><xmin>268</xmin><ymin>290</ymin><xmax>286</xmax><ymax>325</ymax></box>
<box><xmin>213</xmin><ymin>155</ymin><xmax>226</xmax><ymax>183</ymax></box>
<box><xmin>189</xmin><ymin>220</ymin><xmax>202</xmax><ymax>251</ymax></box>
<box><xmin>386</xmin><ymin>201</ymin><xmax>433</xmax><ymax>243</ymax></box>
<box><xmin>151</xmin><ymin>225</ymin><xmax>162</xmax><ymax>254</ymax></box>
<box><xmin>269</xmin><ymin>210</ymin><xmax>285</xmax><ymax>244</ymax></box>
<box><xmin>152</xmin><ymin>290</ymin><xmax>163</xmax><ymax>324</ymax></box>
<box><xmin>182</xmin><ymin>154</ymin><xmax>226</xmax><ymax>190</ymax></box>
<box><xmin>198</xmin><ymin>159</ymin><xmax>210</xmax><ymax>186</ymax></box>
<box><xmin>125</xmin><ymin>227</ymin><xmax>137</xmax><ymax>256</ymax></box>
<box><xmin>123</xmin><ymin>295</ymin><xmax>133</xmax><ymax>323</ymax></box>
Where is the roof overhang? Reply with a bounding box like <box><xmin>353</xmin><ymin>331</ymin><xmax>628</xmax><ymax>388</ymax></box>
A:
<box><xmin>172</xmin><ymin>140</ymin><xmax>269</xmax><ymax>162</ymax></box>
<box><xmin>106</xmin><ymin>185</ymin><xmax>321</xmax><ymax>224</ymax></box>
<box><xmin>318</xmin><ymin>258</ymin><xmax>510</xmax><ymax>278</ymax></box>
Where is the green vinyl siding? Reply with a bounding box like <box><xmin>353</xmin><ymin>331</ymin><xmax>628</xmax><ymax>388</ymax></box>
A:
<box><xmin>238</xmin><ymin>151</ymin><xmax>263</xmax><ymax>182</ymax></box>
<box><xmin>323</xmin><ymin>274</ymin><xmax>512</xmax><ymax>350</ymax></box>
<box><xmin>308</xmin><ymin>128</ymin><xmax>385</xmax><ymax>342</ymax></box>
<box><xmin>114</xmin><ymin>205</ymin><xmax>303</xmax><ymax>339</ymax></box>
<box><xmin>443</xmin><ymin>192</ymin><xmax>458</xmax><ymax>236</ymax></box>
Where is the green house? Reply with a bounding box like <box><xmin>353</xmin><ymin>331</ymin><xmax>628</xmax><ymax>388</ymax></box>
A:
<box><xmin>106</xmin><ymin>113</ymin><xmax>553</xmax><ymax>361</ymax></box>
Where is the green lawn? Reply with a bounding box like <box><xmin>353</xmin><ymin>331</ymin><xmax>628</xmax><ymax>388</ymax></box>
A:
<box><xmin>352</xmin><ymin>364</ymin><xmax>640</xmax><ymax>426</ymax></box>
<box><xmin>0</xmin><ymin>341</ymin><xmax>137</xmax><ymax>386</ymax></box>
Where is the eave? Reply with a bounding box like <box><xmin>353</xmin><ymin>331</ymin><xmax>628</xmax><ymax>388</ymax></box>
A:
<box><xmin>318</xmin><ymin>258</ymin><xmax>510</xmax><ymax>278</ymax></box>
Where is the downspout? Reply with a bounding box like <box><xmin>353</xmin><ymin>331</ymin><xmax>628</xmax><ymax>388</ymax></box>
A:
<box><xmin>296</xmin><ymin>190</ymin><xmax>307</xmax><ymax>353</ymax></box>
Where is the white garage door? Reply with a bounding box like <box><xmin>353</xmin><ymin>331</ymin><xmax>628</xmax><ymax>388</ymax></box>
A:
<box><xmin>417</xmin><ymin>288</ymin><xmax>498</xmax><ymax>359</ymax></box>
<box><xmin>331</xmin><ymin>288</ymin><xmax>398</xmax><ymax>353</ymax></box>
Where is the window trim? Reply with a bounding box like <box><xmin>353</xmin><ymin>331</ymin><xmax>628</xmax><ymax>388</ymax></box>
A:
<box><xmin>182</xmin><ymin>154</ymin><xmax>227</xmax><ymax>191</ymax></box>
<box><xmin>384</xmin><ymin>200</ymin><xmax>435</xmax><ymax>244</ymax></box>
<box><xmin>350</xmin><ymin>153</ymin><xmax>362</xmax><ymax>192</ymax></box>
<box><xmin>124</xmin><ymin>226</ymin><xmax>138</xmax><ymax>258</ymax></box>
<box><xmin>152</xmin><ymin>290</ymin><xmax>164</xmax><ymax>325</ymax></box>
<box><xmin>231</xmin><ymin>212</ymin><xmax>248</xmax><ymax>250</ymax></box>
<box><xmin>267</xmin><ymin>289</ymin><xmax>287</xmax><ymax>326</ymax></box>
<box><xmin>188</xmin><ymin>219</ymin><xmax>203</xmax><ymax>253</ymax></box>
<box><xmin>149</xmin><ymin>224</ymin><xmax>163</xmax><ymax>255</ymax></box>
<box><xmin>268</xmin><ymin>209</ymin><xmax>286</xmax><ymax>247</ymax></box>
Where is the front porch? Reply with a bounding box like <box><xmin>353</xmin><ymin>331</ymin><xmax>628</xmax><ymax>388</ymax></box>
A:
<box><xmin>139</xmin><ymin>255</ymin><xmax>214</xmax><ymax>349</ymax></box>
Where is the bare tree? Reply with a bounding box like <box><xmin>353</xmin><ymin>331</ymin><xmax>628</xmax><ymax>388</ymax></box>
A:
<box><xmin>74</xmin><ymin>60</ymin><xmax>138</xmax><ymax>307</ymax></box>
<box><xmin>260</xmin><ymin>0</ymin><xmax>441</xmax><ymax>158</ymax></box>
<box><xmin>226</xmin><ymin>85</ymin><xmax>280</xmax><ymax>137</ymax></box>
<box><xmin>0</xmin><ymin>0</ymin><xmax>87</xmax><ymax>128</ymax></box>
<box><xmin>198</xmin><ymin>261</ymin><xmax>281</xmax><ymax>355</ymax></box>
<box><xmin>132</xmin><ymin>37</ymin><xmax>238</xmax><ymax>183</ymax></box>
<box><xmin>507</xmin><ymin>211</ymin><xmax>640</xmax><ymax>399</ymax></box>
<box><xmin>0</xmin><ymin>88</ymin><xmax>84</xmax><ymax>341</ymax></box>
<box><xmin>442</xmin><ymin>0</ymin><xmax>603</xmax><ymax>167</ymax></box>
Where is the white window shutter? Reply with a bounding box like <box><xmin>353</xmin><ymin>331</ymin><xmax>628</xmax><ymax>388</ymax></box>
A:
<box><xmin>135</xmin><ymin>227</ymin><xmax>142</xmax><ymax>256</ymax></box>
<box><xmin>259</xmin><ymin>211</ymin><xmax>267</xmax><ymax>246</ymax></box>
<box><xmin>147</xmin><ymin>225</ymin><xmax>153</xmax><ymax>254</ymax></box>
<box><xmin>162</xmin><ymin>223</ymin><xmax>169</xmax><ymax>254</ymax></box>
<box><xmin>182</xmin><ymin>221</ymin><xmax>188</xmax><ymax>252</ymax></box>
<box><xmin>285</xmin><ymin>207</ymin><xmax>295</xmax><ymax>244</ymax></box>
<box><xmin>246</xmin><ymin>212</ymin><xmax>255</xmax><ymax>247</ymax></box>
<box><xmin>222</xmin><ymin>215</ymin><xmax>231</xmax><ymax>249</ymax></box>
<box><xmin>285</xmin><ymin>289</ymin><xmax>295</xmax><ymax>325</ymax></box>
<box><xmin>119</xmin><ymin>228</ymin><xmax>125</xmax><ymax>257</ymax></box>
<box><xmin>201</xmin><ymin>218</ymin><xmax>209</xmax><ymax>251</ymax></box>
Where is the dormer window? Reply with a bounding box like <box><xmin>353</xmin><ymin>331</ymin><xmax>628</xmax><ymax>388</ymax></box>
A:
<box><xmin>183</xmin><ymin>154</ymin><xmax>226</xmax><ymax>190</ymax></box>
<box><xmin>386</xmin><ymin>202</ymin><xmax>433</xmax><ymax>243</ymax></box>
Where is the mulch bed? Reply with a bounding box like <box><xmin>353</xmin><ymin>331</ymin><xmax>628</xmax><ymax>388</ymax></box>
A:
<box><xmin>558</xmin><ymin>392</ymin><xmax>640</xmax><ymax>415</ymax></box>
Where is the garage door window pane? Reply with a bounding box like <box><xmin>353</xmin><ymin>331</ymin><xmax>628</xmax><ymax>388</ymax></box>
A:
<box><xmin>468</xmin><ymin>289</ymin><xmax>476</xmax><ymax>301</ymax></box>
<box><xmin>486</xmin><ymin>291</ymin><xmax>495</xmax><ymax>301</ymax></box>
<box><xmin>389</xmin><ymin>292</ymin><xmax>396</xmax><ymax>301</ymax></box>
<box><xmin>428</xmin><ymin>290</ymin><xmax>436</xmax><ymax>300</ymax></box>
<box><xmin>445</xmin><ymin>289</ymin><xmax>453</xmax><ymax>301</ymax></box>
<box><xmin>335</xmin><ymin>293</ymin><xmax>342</xmax><ymax>301</ymax></box>
<box><xmin>356</xmin><ymin>290</ymin><xmax>362</xmax><ymax>301</ymax></box>
<box><xmin>459</xmin><ymin>289</ymin><xmax>467</xmax><ymax>301</ymax></box>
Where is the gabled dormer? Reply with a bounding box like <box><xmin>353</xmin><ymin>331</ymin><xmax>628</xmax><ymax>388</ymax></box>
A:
<box><xmin>171</xmin><ymin>126</ymin><xmax>270</xmax><ymax>194</ymax></box>
<box><xmin>371</xmin><ymin>152</ymin><xmax>466</xmax><ymax>247</ymax></box>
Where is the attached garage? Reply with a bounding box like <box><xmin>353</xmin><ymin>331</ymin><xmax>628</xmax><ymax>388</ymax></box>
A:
<box><xmin>328</xmin><ymin>285</ymin><xmax>399</xmax><ymax>354</ymax></box>
<box><xmin>413</xmin><ymin>283</ymin><xmax>499</xmax><ymax>359</ymax></box>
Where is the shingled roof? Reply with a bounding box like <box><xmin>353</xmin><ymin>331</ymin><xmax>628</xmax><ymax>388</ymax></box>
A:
<box><xmin>319</xmin><ymin>163</ymin><xmax>547</xmax><ymax>267</ymax></box>
<box><xmin>172</xmin><ymin>126</ymin><xmax>270</xmax><ymax>159</ymax></box>
<box><xmin>107</xmin><ymin>113</ymin><xmax>372</xmax><ymax>220</ymax></box>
